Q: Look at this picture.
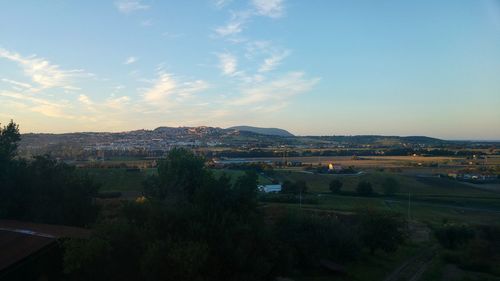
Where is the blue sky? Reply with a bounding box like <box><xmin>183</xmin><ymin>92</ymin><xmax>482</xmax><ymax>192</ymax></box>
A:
<box><xmin>1</xmin><ymin>0</ymin><xmax>499</xmax><ymax>139</ymax></box>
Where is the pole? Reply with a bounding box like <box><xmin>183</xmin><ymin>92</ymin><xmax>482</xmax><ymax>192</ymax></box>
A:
<box><xmin>299</xmin><ymin>190</ymin><xmax>302</xmax><ymax>209</ymax></box>
<box><xmin>407</xmin><ymin>192</ymin><xmax>411</xmax><ymax>228</ymax></box>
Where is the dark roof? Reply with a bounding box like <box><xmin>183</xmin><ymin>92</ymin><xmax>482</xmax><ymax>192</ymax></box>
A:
<box><xmin>0</xmin><ymin>230</ymin><xmax>55</xmax><ymax>272</ymax></box>
<box><xmin>0</xmin><ymin>220</ymin><xmax>91</xmax><ymax>272</ymax></box>
<box><xmin>0</xmin><ymin>220</ymin><xmax>90</xmax><ymax>239</ymax></box>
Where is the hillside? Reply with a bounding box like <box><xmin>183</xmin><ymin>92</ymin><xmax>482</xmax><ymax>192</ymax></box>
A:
<box><xmin>228</xmin><ymin>126</ymin><xmax>294</xmax><ymax>137</ymax></box>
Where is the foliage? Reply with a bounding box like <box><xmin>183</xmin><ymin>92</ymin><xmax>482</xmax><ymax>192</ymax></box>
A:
<box><xmin>0</xmin><ymin>120</ymin><xmax>20</xmax><ymax>163</ymax></box>
<box><xmin>275</xmin><ymin>212</ymin><xmax>361</xmax><ymax>268</ymax></box>
<box><xmin>329</xmin><ymin>179</ymin><xmax>343</xmax><ymax>193</ymax></box>
<box><xmin>357</xmin><ymin>208</ymin><xmax>406</xmax><ymax>254</ymax></box>
<box><xmin>382</xmin><ymin>177</ymin><xmax>399</xmax><ymax>196</ymax></box>
<box><xmin>356</xmin><ymin>180</ymin><xmax>374</xmax><ymax>196</ymax></box>
<box><xmin>145</xmin><ymin>148</ymin><xmax>206</xmax><ymax>200</ymax></box>
<box><xmin>0</xmin><ymin>121</ymin><xmax>100</xmax><ymax>226</ymax></box>
<box><xmin>65</xmin><ymin>149</ymin><xmax>282</xmax><ymax>281</ymax></box>
<box><xmin>259</xmin><ymin>193</ymin><xmax>318</xmax><ymax>204</ymax></box>
<box><xmin>434</xmin><ymin>223</ymin><xmax>475</xmax><ymax>249</ymax></box>
<box><xmin>0</xmin><ymin>156</ymin><xmax>100</xmax><ymax>226</ymax></box>
<box><xmin>281</xmin><ymin>179</ymin><xmax>308</xmax><ymax>194</ymax></box>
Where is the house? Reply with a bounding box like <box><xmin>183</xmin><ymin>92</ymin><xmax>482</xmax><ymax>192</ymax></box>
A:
<box><xmin>258</xmin><ymin>184</ymin><xmax>282</xmax><ymax>193</ymax></box>
<box><xmin>328</xmin><ymin>163</ymin><xmax>343</xmax><ymax>172</ymax></box>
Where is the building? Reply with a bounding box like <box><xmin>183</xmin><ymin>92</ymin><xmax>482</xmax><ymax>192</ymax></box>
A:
<box><xmin>258</xmin><ymin>184</ymin><xmax>282</xmax><ymax>193</ymax></box>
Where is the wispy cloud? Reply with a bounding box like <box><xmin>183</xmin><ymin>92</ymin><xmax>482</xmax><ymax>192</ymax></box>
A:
<box><xmin>106</xmin><ymin>96</ymin><xmax>131</xmax><ymax>109</ymax></box>
<box><xmin>1</xmin><ymin>78</ymin><xmax>33</xmax><ymax>90</ymax></box>
<box><xmin>214</xmin><ymin>11</ymin><xmax>251</xmax><ymax>37</ymax></box>
<box><xmin>124</xmin><ymin>56</ymin><xmax>138</xmax><ymax>65</ymax></box>
<box><xmin>215</xmin><ymin>21</ymin><xmax>244</xmax><ymax>37</ymax></box>
<box><xmin>217</xmin><ymin>52</ymin><xmax>238</xmax><ymax>76</ymax></box>
<box><xmin>258</xmin><ymin>50</ymin><xmax>290</xmax><ymax>72</ymax></box>
<box><xmin>140</xmin><ymin>19</ymin><xmax>153</xmax><ymax>27</ymax></box>
<box><xmin>115</xmin><ymin>0</ymin><xmax>149</xmax><ymax>13</ymax></box>
<box><xmin>0</xmin><ymin>47</ymin><xmax>87</xmax><ymax>91</ymax></box>
<box><xmin>78</xmin><ymin>94</ymin><xmax>93</xmax><ymax>105</ymax></box>
<box><xmin>143</xmin><ymin>72</ymin><xmax>209</xmax><ymax>106</ymax></box>
<box><xmin>0</xmin><ymin>91</ymin><xmax>74</xmax><ymax>119</ymax></box>
<box><xmin>231</xmin><ymin>72</ymin><xmax>319</xmax><ymax>106</ymax></box>
<box><xmin>252</xmin><ymin>0</ymin><xmax>285</xmax><ymax>18</ymax></box>
<box><xmin>213</xmin><ymin>0</ymin><xmax>232</xmax><ymax>9</ymax></box>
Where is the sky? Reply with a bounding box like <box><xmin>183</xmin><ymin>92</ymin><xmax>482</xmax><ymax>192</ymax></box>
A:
<box><xmin>1</xmin><ymin>0</ymin><xmax>500</xmax><ymax>139</ymax></box>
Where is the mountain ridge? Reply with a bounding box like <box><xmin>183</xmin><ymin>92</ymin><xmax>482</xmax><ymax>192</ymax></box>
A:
<box><xmin>227</xmin><ymin>126</ymin><xmax>294</xmax><ymax>137</ymax></box>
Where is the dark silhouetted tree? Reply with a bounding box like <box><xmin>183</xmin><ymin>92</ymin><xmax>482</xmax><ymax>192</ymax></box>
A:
<box><xmin>329</xmin><ymin>179</ymin><xmax>343</xmax><ymax>193</ymax></box>
<box><xmin>356</xmin><ymin>181</ymin><xmax>373</xmax><ymax>196</ymax></box>
<box><xmin>358</xmin><ymin>209</ymin><xmax>406</xmax><ymax>254</ymax></box>
<box><xmin>382</xmin><ymin>177</ymin><xmax>399</xmax><ymax>196</ymax></box>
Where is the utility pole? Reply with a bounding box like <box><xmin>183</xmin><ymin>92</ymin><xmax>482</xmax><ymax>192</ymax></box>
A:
<box><xmin>299</xmin><ymin>190</ymin><xmax>302</xmax><ymax>209</ymax></box>
<box><xmin>407</xmin><ymin>192</ymin><xmax>411</xmax><ymax>229</ymax></box>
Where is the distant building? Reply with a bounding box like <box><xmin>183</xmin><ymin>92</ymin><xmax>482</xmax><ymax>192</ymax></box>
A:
<box><xmin>258</xmin><ymin>184</ymin><xmax>282</xmax><ymax>193</ymax></box>
<box><xmin>328</xmin><ymin>163</ymin><xmax>343</xmax><ymax>172</ymax></box>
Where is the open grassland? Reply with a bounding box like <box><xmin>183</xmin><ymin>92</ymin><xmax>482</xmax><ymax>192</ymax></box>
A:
<box><xmin>79</xmin><ymin>168</ymin><xmax>156</xmax><ymax>192</ymax></box>
<box><xmin>210</xmin><ymin>169</ymin><xmax>273</xmax><ymax>185</ymax></box>
<box><xmin>273</xmin><ymin>170</ymin><xmax>500</xmax><ymax>197</ymax></box>
<box><xmin>79</xmin><ymin>167</ymin><xmax>273</xmax><ymax>192</ymax></box>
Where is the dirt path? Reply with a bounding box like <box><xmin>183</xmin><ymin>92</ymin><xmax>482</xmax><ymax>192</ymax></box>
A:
<box><xmin>383</xmin><ymin>246</ymin><xmax>437</xmax><ymax>281</ymax></box>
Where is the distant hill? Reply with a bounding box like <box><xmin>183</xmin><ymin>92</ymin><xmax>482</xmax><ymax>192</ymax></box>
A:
<box><xmin>228</xmin><ymin>126</ymin><xmax>294</xmax><ymax>137</ymax></box>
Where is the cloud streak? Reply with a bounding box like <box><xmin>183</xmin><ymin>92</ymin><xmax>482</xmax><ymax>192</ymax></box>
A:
<box><xmin>217</xmin><ymin>52</ymin><xmax>238</xmax><ymax>76</ymax></box>
<box><xmin>258</xmin><ymin>50</ymin><xmax>290</xmax><ymax>72</ymax></box>
<box><xmin>124</xmin><ymin>56</ymin><xmax>138</xmax><ymax>65</ymax></box>
<box><xmin>143</xmin><ymin>72</ymin><xmax>209</xmax><ymax>106</ymax></box>
<box><xmin>115</xmin><ymin>0</ymin><xmax>149</xmax><ymax>13</ymax></box>
<box><xmin>0</xmin><ymin>47</ymin><xmax>87</xmax><ymax>91</ymax></box>
<box><xmin>231</xmin><ymin>72</ymin><xmax>319</xmax><ymax>106</ymax></box>
<box><xmin>252</xmin><ymin>0</ymin><xmax>285</xmax><ymax>18</ymax></box>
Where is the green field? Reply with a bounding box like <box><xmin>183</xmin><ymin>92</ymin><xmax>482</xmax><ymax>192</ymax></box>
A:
<box><xmin>80</xmin><ymin>167</ymin><xmax>273</xmax><ymax>192</ymax></box>
<box><xmin>86</xmin><ymin>164</ymin><xmax>500</xmax><ymax>280</ymax></box>
<box><xmin>210</xmin><ymin>169</ymin><xmax>273</xmax><ymax>185</ymax></box>
<box><xmin>79</xmin><ymin>168</ymin><xmax>156</xmax><ymax>192</ymax></box>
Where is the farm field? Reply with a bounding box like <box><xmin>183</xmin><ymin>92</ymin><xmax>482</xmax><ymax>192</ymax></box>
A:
<box><xmin>82</xmin><ymin>156</ymin><xmax>500</xmax><ymax>281</ymax></box>
<box><xmin>79</xmin><ymin>168</ymin><xmax>156</xmax><ymax>192</ymax></box>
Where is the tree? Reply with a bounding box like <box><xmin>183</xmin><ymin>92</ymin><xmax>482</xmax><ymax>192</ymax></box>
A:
<box><xmin>356</xmin><ymin>181</ymin><xmax>373</xmax><ymax>196</ymax></box>
<box><xmin>276</xmin><ymin>212</ymin><xmax>361</xmax><ymax>268</ymax></box>
<box><xmin>0</xmin><ymin>121</ymin><xmax>100</xmax><ymax>226</ymax></box>
<box><xmin>0</xmin><ymin>120</ymin><xmax>20</xmax><ymax>163</ymax></box>
<box><xmin>382</xmin><ymin>177</ymin><xmax>399</xmax><ymax>196</ymax></box>
<box><xmin>145</xmin><ymin>148</ymin><xmax>205</xmax><ymax>200</ymax></box>
<box><xmin>66</xmin><ymin>149</ymin><xmax>282</xmax><ymax>281</ymax></box>
<box><xmin>329</xmin><ymin>179</ymin><xmax>343</xmax><ymax>194</ymax></box>
<box><xmin>0</xmin><ymin>156</ymin><xmax>100</xmax><ymax>226</ymax></box>
<box><xmin>358</xmin><ymin>209</ymin><xmax>406</xmax><ymax>254</ymax></box>
<box><xmin>281</xmin><ymin>180</ymin><xmax>307</xmax><ymax>194</ymax></box>
<box><xmin>435</xmin><ymin>223</ymin><xmax>475</xmax><ymax>249</ymax></box>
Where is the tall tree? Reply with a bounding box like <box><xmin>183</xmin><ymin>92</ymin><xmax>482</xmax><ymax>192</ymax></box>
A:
<box><xmin>0</xmin><ymin>120</ymin><xmax>20</xmax><ymax>163</ymax></box>
<box><xmin>329</xmin><ymin>179</ymin><xmax>343</xmax><ymax>193</ymax></box>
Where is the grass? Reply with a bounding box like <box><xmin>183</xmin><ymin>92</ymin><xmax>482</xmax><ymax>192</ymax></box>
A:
<box><xmin>210</xmin><ymin>169</ymin><xmax>273</xmax><ymax>185</ymax></box>
<box><xmin>290</xmin><ymin>243</ymin><xmax>423</xmax><ymax>281</ymax></box>
<box><xmin>273</xmin><ymin>170</ymin><xmax>499</xmax><ymax>197</ymax></box>
<box><xmin>79</xmin><ymin>168</ymin><xmax>155</xmax><ymax>192</ymax></box>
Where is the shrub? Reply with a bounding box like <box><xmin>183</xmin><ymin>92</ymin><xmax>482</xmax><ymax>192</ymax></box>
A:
<box><xmin>329</xmin><ymin>179</ymin><xmax>343</xmax><ymax>193</ymax></box>
<box><xmin>435</xmin><ymin>223</ymin><xmax>475</xmax><ymax>249</ymax></box>
<box><xmin>356</xmin><ymin>181</ymin><xmax>373</xmax><ymax>196</ymax></box>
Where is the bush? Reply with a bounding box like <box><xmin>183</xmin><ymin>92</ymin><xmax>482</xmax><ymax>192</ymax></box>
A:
<box><xmin>382</xmin><ymin>177</ymin><xmax>399</xmax><ymax>196</ymax></box>
<box><xmin>357</xmin><ymin>208</ymin><xmax>406</xmax><ymax>254</ymax></box>
<box><xmin>259</xmin><ymin>193</ymin><xmax>318</xmax><ymax>204</ymax></box>
<box><xmin>434</xmin><ymin>223</ymin><xmax>475</xmax><ymax>249</ymax></box>
<box><xmin>329</xmin><ymin>179</ymin><xmax>343</xmax><ymax>193</ymax></box>
<box><xmin>275</xmin><ymin>212</ymin><xmax>361</xmax><ymax>268</ymax></box>
<box><xmin>356</xmin><ymin>181</ymin><xmax>373</xmax><ymax>196</ymax></box>
<box><xmin>281</xmin><ymin>180</ymin><xmax>308</xmax><ymax>194</ymax></box>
